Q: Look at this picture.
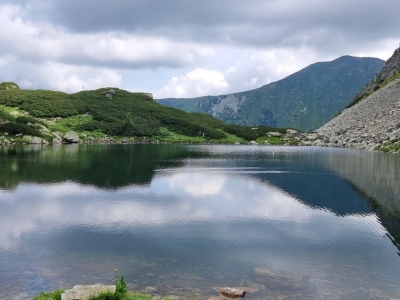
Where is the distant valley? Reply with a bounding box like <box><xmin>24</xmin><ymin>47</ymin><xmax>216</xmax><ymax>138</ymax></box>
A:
<box><xmin>157</xmin><ymin>56</ymin><xmax>384</xmax><ymax>131</ymax></box>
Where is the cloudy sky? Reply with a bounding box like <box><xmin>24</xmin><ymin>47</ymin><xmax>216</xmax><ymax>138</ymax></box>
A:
<box><xmin>0</xmin><ymin>0</ymin><xmax>399</xmax><ymax>98</ymax></box>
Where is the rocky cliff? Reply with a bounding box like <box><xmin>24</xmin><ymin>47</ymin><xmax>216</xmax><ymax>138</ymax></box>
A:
<box><xmin>313</xmin><ymin>47</ymin><xmax>400</xmax><ymax>154</ymax></box>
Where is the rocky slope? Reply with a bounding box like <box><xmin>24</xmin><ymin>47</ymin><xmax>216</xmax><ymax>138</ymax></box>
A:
<box><xmin>312</xmin><ymin>47</ymin><xmax>400</xmax><ymax>153</ymax></box>
<box><xmin>348</xmin><ymin>47</ymin><xmax>400</xmax><ymax>107</ymax></box>
<box><xmin>158</xmin><ymin>56</ymin><xmax>384</xmax><ymax>131</ymax></box>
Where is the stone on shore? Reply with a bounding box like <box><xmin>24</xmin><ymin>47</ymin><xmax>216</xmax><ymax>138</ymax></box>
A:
<box><xmin>63</xmin><ymin>131</ymin><xmax>81</xmax><ymax>143</ymax></box>
<box><xmin>214</xmin><ymin>287</ymin><xmax>246</xmax><ymax>298</ymax></box>
<box><xmin>61</xmin><ymin>284</ymin><xmax>116</xmax><ymax>300</ymax></box>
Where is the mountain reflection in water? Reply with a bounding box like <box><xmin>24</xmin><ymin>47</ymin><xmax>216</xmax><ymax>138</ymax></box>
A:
<box><xmin>0</xmin><ymin>144</ymin><xmax>399</xmax><ymax>299</ymax></box>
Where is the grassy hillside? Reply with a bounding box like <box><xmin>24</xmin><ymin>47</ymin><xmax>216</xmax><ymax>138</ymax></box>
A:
<box><xmin>0</xmin><ymin>83</ymin><xmax>294</xmax><ymax>145</ymax></box>
<box><xmin>157</xmin><ymin>56</ymin><xmax>384</xmax><ymax>131</ymax></box>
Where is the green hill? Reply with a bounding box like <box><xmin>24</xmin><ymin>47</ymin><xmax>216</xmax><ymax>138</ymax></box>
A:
<box><xmin>1</xmin><ymin>84</ymin><xmax>294</xmax><ymax>145</ymax></box>
<box><xmin>0</xmin><ymin>85</ymin><xmax>229</xmax><ymax>141</ymax></box>
<box><xmin>157</xmin><ymin>56</ymin><xmax>384</xmax><ymax>131</ymax></box>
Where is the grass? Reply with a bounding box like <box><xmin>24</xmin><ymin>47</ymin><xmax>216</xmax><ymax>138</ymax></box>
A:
<box><xmin>0</xmin><ymin>104</ymin><xmax>25</xmax><ymax>116</ymax></box>
<box><xmin>46</xmin><ymin>114</ymin><xmax>94</xmax><ymax>134</ymax></box>
<box><xmin>256</xmin><ymin>136</ymin><xmax>285</xmax><ymax>145</ymax></box>
<box><xmin>375</xmin><ymin>138</ymin><xmax>400</xmax><ymax>153</ymax></box>
<box><xmin>31</xmin><ymin>290</ymin><xmax>176</xmax><ymax>300</ymax></box>
<box><xmin>88</xmin><ymin>292</ymin><xmax>179</xmax><ymax>300</ymax></box>
<box><xmin>153</xmin><ymin>127</ymin><xmax>206</xmax><ymax>143</ymax></box>
<box><xmin>32</xmin><ymin>271</ymin><xmax>201</xmax><ymax>300</ymax></box>
<box><xmin>211</xmin><ymin>132</ymin><xmax>248</xmax><ymax>144</ymax></box>
<box><xmin>32</xmin><ymin>288</ymin><xmax>64</xmax><ymax>300</ymax></box>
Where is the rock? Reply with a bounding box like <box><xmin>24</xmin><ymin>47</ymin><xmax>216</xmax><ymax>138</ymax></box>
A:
<box><xmin>35</xmin><ymin>123</ymin><xmax>50</xmax><ymax>133</ymax></box>
<box><xmin>254</xmin><ymin>267</ymin><xmax>277</xmax><ymax>277</ymax></box>
<box><xmin>31</xmin><ymin>136</ymin><xmax>43</xmax><ymax>144</ymax></box>
<box><xmin>249</xmin><ymin>140</ymin><xmax>258</xmax><ymax>145</ymax></box>
<box><xmin>53</xmin><ymin>138</ymin><xmax>62</xmax><ymax>144</ymax></box>
<box><xmin>63</xmin><ymin>131</ymin><xmax>80</xmax><ymax>143</ymax></box>
<box><xmin>234</xmin><ymin>142</ymin><xmax>240</xmax><ymax>145</ymax></box>
<box><xmin>214</xmin><ymin>287</ymin><xmax>246</xmax><ymax>299</ymax></box>
<box><xmin>143</xmin><ymin>286</ymin><xmax>158</xmax><ymax>293</ymax></box>
<box><xmin>286</xmin><ymin>129</ymin><xmax>300</xmax><ymax>137</ymax></box>
<box><xmin>61</xmin><ymin>284</ymin><xmax>116</xmax><ymax>300</ymax></box>
<box><xmin>23</xmin><ymin>135</ymin><xmax>32</xmax><ymax>143</ymax></box>
<box><xmin>269</xmin><ymin>132</ymin><xmax>281</xmax><ymax>137</ymax></box>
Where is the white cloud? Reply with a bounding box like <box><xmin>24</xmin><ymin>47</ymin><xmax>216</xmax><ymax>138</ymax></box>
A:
<box><xmin>156</xmin><ymin>47</ymin><xmax>320</xmax><ymax>98</ymax></box>
<box><xmin>1</xmin><ymin>59</ymin><xmax>122</xmax><ymax>93</ymax></box>
<box><xmin>158</xmin><ymin>68</ymin><xmax>228</xmax><ymax>98</ymax></box>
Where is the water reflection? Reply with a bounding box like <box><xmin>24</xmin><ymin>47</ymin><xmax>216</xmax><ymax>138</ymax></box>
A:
<box><xmin>0</xmin><ymin>144</ymin><xmax>198</xmax><ymax>189</ymax></box>
<box><xmin>0</xmin><ymin>145</ymin><xmax>400</xmax><ymax>299</ymax></box>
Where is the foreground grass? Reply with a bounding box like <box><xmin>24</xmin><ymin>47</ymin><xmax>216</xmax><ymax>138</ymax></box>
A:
<box><xmin>32</xmin><ymin>290</ymin><xmax>198</xmax><ymax>300</ymax></box>
<box><xmin>32</xmin><ymin>288</ymin><xmax>64</xmax><ymax>300</ymax></box>
<box><xmin>32</xmin><ymin>273</ymin><xmax>200</xmax><ymax>300</ymax></box>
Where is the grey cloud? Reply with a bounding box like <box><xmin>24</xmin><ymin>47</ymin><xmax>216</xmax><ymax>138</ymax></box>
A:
<box><xmin>18</xmin><ymin>0</ymin><xmax>400</xmax><ymax>53</ymax></box>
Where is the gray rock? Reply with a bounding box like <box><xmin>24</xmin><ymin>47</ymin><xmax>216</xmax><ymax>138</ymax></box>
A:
<box><xmin>23</xmin><ymin>135</ymin><xmax>32</xmax><ymax>143</ymax></box>
<box><xmin>61</xmin><ymin>285</ymin><xmax>116</xmax><ymax>300</ymax></box>
<box><xmin>269</xmin><ymin>132</ymin><xmax>281</xmax><ymax>137</ymax></box>
<box><xmin>63</xmin><ymin>131</ymin><xmax>80</xmax><ymax>143</ymax></box>
<box><xmin>286</xmin><ymin>129</ymin><xmax>300</xmax><ymax>137</ymax></box>
<box><xmin>35</xmin><ymin>123</ymin><xmax>50</xmax><ymax>133</ymax></box>
<box><xmin>31</xmin><ymin>136</ymin><xmax>43</xmax><ymax>144</ymax></box>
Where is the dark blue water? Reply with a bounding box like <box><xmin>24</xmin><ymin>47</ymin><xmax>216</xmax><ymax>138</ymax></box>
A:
<box><xmin>0</xmin><ymin>144</ymin><xmax>399</xmax><ymax>299</ymax></box>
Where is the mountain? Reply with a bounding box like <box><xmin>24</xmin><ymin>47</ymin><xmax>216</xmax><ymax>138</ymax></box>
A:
<box><xmin>157</xmin><ymin>56</ymin><xmax>384</xmax><ymax>131</ymax></box>
<box><xmin>314</xmin><ymin>47</ymin><xmax>400</xmax><ymax>153</ymax></box>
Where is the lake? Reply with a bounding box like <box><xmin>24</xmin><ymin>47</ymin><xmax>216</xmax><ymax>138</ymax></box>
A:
<box><xmin>0</xmin><ymin>144</ymin><xmax>400</xmax><ymax>299</ymax></box>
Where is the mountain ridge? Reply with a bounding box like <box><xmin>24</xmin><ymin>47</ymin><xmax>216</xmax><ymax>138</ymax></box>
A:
<box><xmin>310</xmin><ymin>46</ymin><xmax>400</xmax><ymax>153</ymax></box>
<box><xmin>157</xmin><ymin>55</ymin><xmax>384</xmax><ymax>131</ymax></box>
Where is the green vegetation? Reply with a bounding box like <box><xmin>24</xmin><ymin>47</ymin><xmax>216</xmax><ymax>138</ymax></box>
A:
<box><xmin>0</xmin><ymin>122</ymin><xmax>43</xmax><ymax>136</ymax></box>
<box><xmin>224</xmin><ymin>124</ymin><xmax>292</xmax><ymax>141</ymax></box>
<box><xmin>0</xmin><ymin>82</ymin><xmax>295</xmax><ymax>144</ymax></box>
<box><xmin>32</xmin><ymin>271</ymin><xmax>199</xmax><ymax>300</ymax></box>
<box><xmin>374</xmin><ymin>138</ymin><xmax>400</xmax><ymax>153</ymax></box>
<box><xmin>32</xmin><ymin>288</ymin><xmax>64</xmax><ymax>300</ymax></box>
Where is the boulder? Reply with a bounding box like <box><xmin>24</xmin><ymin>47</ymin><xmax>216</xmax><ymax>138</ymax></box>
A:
<box><xmin>286</xmin><ymin>129</ymin><xmax>300</xmax><ymax>137</ymax></box>
<box><xmin>31</xmin><ymin>136</ymin><xmax>43</xmax><ymax>144</ymax></box>
<box><xmin>63</xmin><ymin>131</ymin><xmax>80</xmax><ymax>143</ymax></box>
<box><xmin>23</xmin><ymin>135</ymin><xmax>32</xmax><ymax>143</ymax></box>
<box><xmin>269</xmin><ymin>132</ymin><xmax>281</xmax><ymax>137</ymax></box>
<box><xmin>61</xmin><ymin>284</ymin><xmax>116</xmax><ymax>300</ymax></box>
<box><xmin>214</xmin><ymin>287</ymin><xmax>246</xmax><ymax>299</ymax></box>
<box><xmin>35</xmin><ymin>123</ymin><xmax>50</xmax><ymax>133</ymax></box>
<box><xmin>52</xmin><ymin>138</ymin><xmax>62</xmax><ymax>144</ymax></box>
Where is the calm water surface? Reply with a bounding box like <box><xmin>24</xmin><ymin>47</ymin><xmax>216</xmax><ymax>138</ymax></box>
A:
<box><xmin>0</xmin><ymin>144</ymin><xmax>400</xmax><ymax>299</ymax></box>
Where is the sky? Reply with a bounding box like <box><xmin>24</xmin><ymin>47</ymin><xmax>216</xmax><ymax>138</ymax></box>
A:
<box><xmin>0</xmin><ymin>0</ymin><xmax>399</xmax><ymax>99</ymax></box>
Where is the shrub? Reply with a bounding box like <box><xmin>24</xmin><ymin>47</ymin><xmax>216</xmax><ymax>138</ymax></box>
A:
<box><xmin>0</xmin><ymin>122</ymin><xmax>42</xmax><ymax>136</ymax></box>
<box><xmin>16</xmin><ymin>116</ymin><xmax>46</xmax><ymax>126</ymax></box>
